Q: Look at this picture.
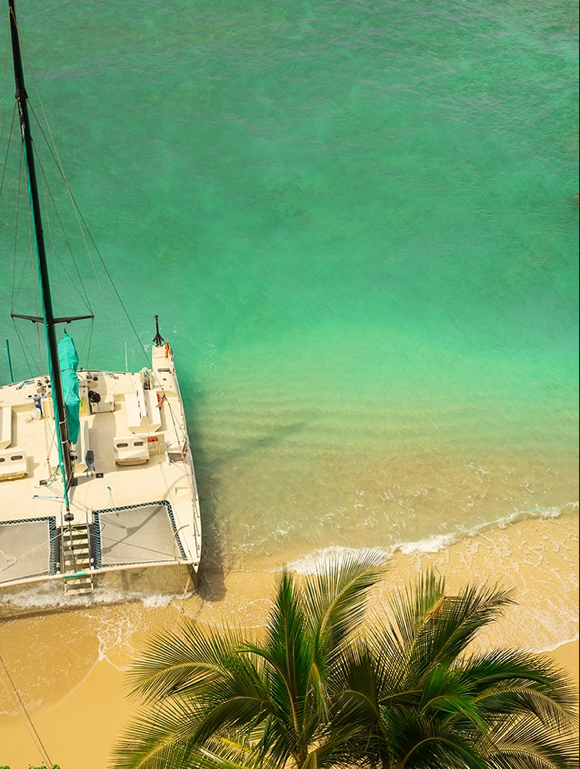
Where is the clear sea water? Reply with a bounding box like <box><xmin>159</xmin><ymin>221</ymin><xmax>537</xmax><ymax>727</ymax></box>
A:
<box><xmin>0</xmin><ymin>0</ymin><xmax>578</xmax><ymax>573</ymax></box>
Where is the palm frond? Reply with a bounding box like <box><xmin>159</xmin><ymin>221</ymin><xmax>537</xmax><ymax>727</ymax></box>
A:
<box><xmin>111</xmin><ymin>698</ymin><xmax>205</xmax><ymax>769</ymax></box>
<box><xmin>251</xmin><ymin>570</ymin><xmax>325</xmax><ymax>753</ymax></box>
<box><xmin>462</xmin><ymin>649</ymin><xmax>580</xmax><ymax>713</ymax></box>
<box><xmin>302</xmin><ymin>548</ymin><xmax>386</xmax><ymax>661</ymax></box>
<box><xmin>114</xmin><ymin>721</ymin><xmax>282</xmax><ymax>769</ymax></box>
<box><xmin>192</xmin><ymin>735</ymin><xmax>282</xmax><ymax>769</ymax></box>
<box><xmin>387</xmin><ymin>568</ymin><xmax>446</xmax><ymax>649</ymax></box>
<box><xmin>480</xmin><ymin>711</ymin><xmax>579</xmax><ymax>767</ymax></box>
<box><xmin>126</xmin><ymin>620</ymin><xmax>245</xmax><ymax>703</ymax></box>
<box><xmin>423</xmin><ymin>580</ymin><xmax>517</xmax><ymax>665</ymax></box>
<box><xmin>418</xmin><ymin>665</ymin><xmax>490</xmax><ymax>739</ymax></box>
<box><xmin>385</xmin><ymin>572</ymin><xmax>517</xmax><ymax>684</ymax></box>
<box><xmin>330</xmin><ymin>642</ymin><xmax>381</xmax><ymax>720</ymax></box>
<box><xmin>485</xmin><ymin>755</ymin><xmax>578</xmax><ymax>769</ymax></box>
<box><xmin>113</xmin><ymin>567</ymin><xmax>579</xmax><ymax>769</ymax></box>
<box><xmin>114</xmin><ymin>655</ymin><xmax>276</xmax><ymax>767</ymax></box>
<box><xmin>482</xmin><ymin>734</ymin><xmax>579</xmax><ymax>769</ymax></box>
<box><xmin>382</xmin><ymin>706</ymin><xmax>490</xmax><ymax>769</ymax></box>
<box><xmin>263</xmin><ymin>570</ymin><xmax>312</xmax><ymax>691</ymax></box>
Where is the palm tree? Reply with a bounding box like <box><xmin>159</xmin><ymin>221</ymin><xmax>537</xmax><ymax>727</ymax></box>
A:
<box><xmin>111</xmin><ymin>558</ymin><xmax>578</xmax><ymax>769</ymax></box>
<box><xmin>330</xmin><ymin>571</ymin><xmax>579</xmax><ymax>769</ymax></box>
<box><xmin>112</xmin><ymin>550</ymin><xmax>386</xmax><ymax>769</ymax></box>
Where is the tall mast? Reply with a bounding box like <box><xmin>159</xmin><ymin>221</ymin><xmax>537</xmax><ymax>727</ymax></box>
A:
<box><xmin>8</xmin><ymin>0</ymin><xmax>75</xmax><ymax>506</ymax></box>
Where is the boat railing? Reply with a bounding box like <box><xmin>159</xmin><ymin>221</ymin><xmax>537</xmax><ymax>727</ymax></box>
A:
<box><xmin>85</xmin><ymin>505</ymin><xmax>96</xmax><ymax>573</ymax></box>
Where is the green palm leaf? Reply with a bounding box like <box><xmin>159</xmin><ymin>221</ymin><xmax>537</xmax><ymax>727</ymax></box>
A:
<box><xmin>126</xmin><ymin>621</ymin><xmax>246</xmax><ymax>703</ymax></box>
<box><xmin>384</xmin><ymin>571</ymin><xmax>517</xmax><ymax>686</ymax></box>
<box><xmin>302</xmin><ymin>548</ymin><xmax>386</xmax><ymax>659</ymax></box>
<box><xmin>463</xmin><ymin>650</ymin><xmax>580</xmax><ymax>720</ymax></box>
<box><xmin>113</xmin><ymin>563</ymin><xmax>578</xmax><ymax>769</ymax></box>
<box><xmin>192</xmin><ymin>735</ymin><xmax>281</xmax><ymax>769</ymax></box>
<box><xmin>383</xmin><ymin>707</ymin><xmax>490</xmax><ymax>769</ymax></box>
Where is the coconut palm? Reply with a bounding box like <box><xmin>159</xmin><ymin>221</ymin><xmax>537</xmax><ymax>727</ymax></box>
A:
<box><xmin>329</xmin><ymin>571</ymin><xmax>579</xmax><ymax>769</ymax></box>
<box><xmin>112</xmin><ymin>558</ymin><xmax>578</xmax><ymax>769</ymax></box>
<box><xmin>111</xmin><ymin>550</ymin><xmax>386</xmax><ymax>769</ymax></box>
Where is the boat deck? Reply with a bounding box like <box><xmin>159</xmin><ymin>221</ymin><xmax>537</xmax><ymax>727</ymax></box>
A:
<box><xmin>0</xmin><ymin>346</ymin><xmax>201</xmax><ymax>590</ymax></box>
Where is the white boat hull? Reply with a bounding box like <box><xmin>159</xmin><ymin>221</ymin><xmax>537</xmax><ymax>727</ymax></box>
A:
<box><xmin>0</xmin><ymin>343</ymin><xmax>202</xmax><ymax>592</ymax></box>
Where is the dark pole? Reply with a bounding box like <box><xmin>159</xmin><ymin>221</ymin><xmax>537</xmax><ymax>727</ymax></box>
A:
<box><xmin>153</xmin><ymin>314</ymin><xmax>165</xmax><ymax>347</ymax></box>
<box><xmin>5</xmin><ymin>339</ymin><xmax>14</xmax><ymax>383</ymax></box>
<box><xmin>9</xmin><ymin>0</ymin><xmax>74</xmax><ymax>505</ymax></box>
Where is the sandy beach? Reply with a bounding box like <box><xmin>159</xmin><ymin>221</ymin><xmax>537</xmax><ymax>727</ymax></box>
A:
<box><xmin>0</xmin><ymin>510</ymin><xmax>577</xmax><ymax>769</ymax></box>
<box><xmin>0</xmin><ymin>639</ymin><xmax>577</xmax><ymax>769</ymax></box>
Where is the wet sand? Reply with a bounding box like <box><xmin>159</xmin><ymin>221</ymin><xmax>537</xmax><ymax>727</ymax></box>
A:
<box><xmin>547</xmin><ymin>640</ymin><xmax>579</xmax><ymax>692</ymax></box>
<box><xmin>0</xmin><ymin>512</ymin><xmax>577</xmax><ymax>768</ymax></box>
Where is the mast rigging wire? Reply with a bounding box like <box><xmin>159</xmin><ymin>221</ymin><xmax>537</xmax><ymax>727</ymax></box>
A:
<box><xmin>0</xmin><ymin>100</ymin><xmax>15</xmax><ymax>214</ymax></box>
<box><xmin>11</xmin><ymin>318</ymin><xmax>34</xmax><ymax>377</ymax></box>
<box><xmin>0</xmin><ymin>18</ymin><xmax>8</xmax><ymax>147</ymax></box>
<box><xmin>3</xmin><ymin>13</ymin><xmax>194</xmax><ymax>462</ymax></box>
<box><xmin>14</xmin><ymin>23</ymin><xmax>131</xmax><ymax>363</ymax></box>
<box><xmin>13</xmin><ymin>19</ymin><xmax>162</xmax><ymax>372</ymax></box>
<box><xmin>3</xmin><ymin>16</ymin><xmax>124</xmax><ymax>363</ymax></box>
<box><xmin>29</xmin><ymin>103</ymin><xmax>94</xmax><ymax>313</ymax></box>
<box><xmin>0</xmin><ymin>651</ymin><xmax>54</xmax><ymax>768</ymax></box>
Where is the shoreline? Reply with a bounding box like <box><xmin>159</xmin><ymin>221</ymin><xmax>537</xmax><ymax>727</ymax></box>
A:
<box><xmin>0</xmin><ymin>508</ymin><xmax>577</xmax><ymax>768</ymax></box>
<box><xmin>546</xmin><ymin>638</ymin><xmax>580</xmax><ymax>691</ymax></box>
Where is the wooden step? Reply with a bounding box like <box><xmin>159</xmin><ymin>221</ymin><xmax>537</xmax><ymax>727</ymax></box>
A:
<box><xmin>65</xmin><ymin>585</ymin><xmax>93</xmax><ymax>595</ymax></box>
<box><xmin>60</xmin><ymin>524</ymin><xmax>94</xmax><ymax>595</ymax></box>
<box><xmin>63</xmin><ymin>547</ymin><xmax>90</xmax><ymax>557</ymax></box>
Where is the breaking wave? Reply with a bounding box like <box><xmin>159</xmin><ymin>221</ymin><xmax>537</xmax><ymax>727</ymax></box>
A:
<box><xmin>287</xmin><ymin>502</ymin><xmax>578</xmax><ymax>574</ymax></box>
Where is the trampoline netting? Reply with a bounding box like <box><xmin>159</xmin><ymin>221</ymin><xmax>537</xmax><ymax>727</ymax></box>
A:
<box><xmin>0</xmin><ymin>518</ymin><xmax>56</xmax><ymax>584</ymax></box>
<box><xmin>93</xmin><ymin>502</ymin><xmax>185</xmax><ymax>568</ymax></box>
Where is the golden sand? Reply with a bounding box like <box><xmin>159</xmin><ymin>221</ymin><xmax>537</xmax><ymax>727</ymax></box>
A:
<box><xmin>0</xmin><ymin>512</ymin><xmax>577</xmax><ymax>769</ymax></box>
<box><xmin>1</xmin><ymin>642</ymin><xmax>576</xmax><ymax>769</ymax></box>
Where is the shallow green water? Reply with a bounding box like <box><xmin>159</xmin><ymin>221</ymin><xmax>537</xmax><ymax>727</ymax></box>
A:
<box><xmin>0</xmin><ymin>0</ymin><xmax>578</xmax><ymax>567</ymax></box>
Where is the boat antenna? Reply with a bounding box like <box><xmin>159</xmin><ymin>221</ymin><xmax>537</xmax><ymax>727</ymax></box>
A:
<box><xmin>8</xmin><ymin>0</ymin><xmax>84</xmax><ymax>506</ymax></box>
<box><xmin>153</xmin><ymin>314</ymin><xmax>165</xmax><ymax>347</ymax></box>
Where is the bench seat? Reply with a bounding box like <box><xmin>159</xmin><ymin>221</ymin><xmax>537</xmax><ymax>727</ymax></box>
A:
<box><xmin>114</xmin><ymin>435</ymin><xmax>150</xmax><ymax>466</ymax></box>
<box><xmin>0</xmin><ymin>447</ymin><xmax>28</xmax><ymax>481</ymax></box>
<box><xmin>145</xmin><ymin>390</ymin><xmax>162</xmax><ymax>432</ymax></box>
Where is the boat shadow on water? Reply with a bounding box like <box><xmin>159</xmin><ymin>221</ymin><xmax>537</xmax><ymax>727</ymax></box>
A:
<box><xmin>185</xmin><ymin>385</ymin><xmax>227</xmax><ymax>605</ymax></box>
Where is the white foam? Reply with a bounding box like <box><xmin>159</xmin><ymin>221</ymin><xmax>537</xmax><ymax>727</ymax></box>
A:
<box><xmin>0</xmin><ymin>583</ymin><xmax>190</xmax><ymax>613</ymax></box>
<box><xmin>398</xmin><ymin>532</ymin><xmax>456</xmax><ymax>555</ymax></box>
<box><xmin>288</xmin><ymin>546</ymin><xmax>392</xmax><ymax>575</ymax></box>
<box><xmin>140</xmin><ymin>592</ymin><xmax>178</xmax><ymax>608</ymax></box>
<box><xmin>287</xmin><ymin>502</ymin><xmax>578</xmax><ymax>573</ymax></box>
<box><xmin>396</xmin><ymin>503</ymin><xmax>576</xmax><ymax>556</ymax></box>
<box><xmin>532</xmin><ymin>632</ymin><xmax>580</xmax><ymax>655</ymax></box>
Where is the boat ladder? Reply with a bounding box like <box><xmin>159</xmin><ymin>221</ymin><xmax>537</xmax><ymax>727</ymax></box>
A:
<box><xmin>60</xmin><ymin>524</ymin><xmax>94</xmax><ymax>595</ymax></box>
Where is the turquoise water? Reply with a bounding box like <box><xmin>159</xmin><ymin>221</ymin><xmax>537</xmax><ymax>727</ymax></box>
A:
<box><xmin>0</xmin><ymin>0</ymin><xmax>578</xmax><ymax>568</ymax></box>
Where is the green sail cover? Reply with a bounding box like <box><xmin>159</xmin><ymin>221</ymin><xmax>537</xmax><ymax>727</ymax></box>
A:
<box><xmin>57</xmin><ymin>332</ymin><xmax>81</xmax><ymax>445</ymax></box>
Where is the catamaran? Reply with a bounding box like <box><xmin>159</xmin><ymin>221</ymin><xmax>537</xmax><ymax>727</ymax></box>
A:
<box><xmin>0</xmin><ymin>0</ymin><xmax>202</xmax><ymax>595</ymax></box>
